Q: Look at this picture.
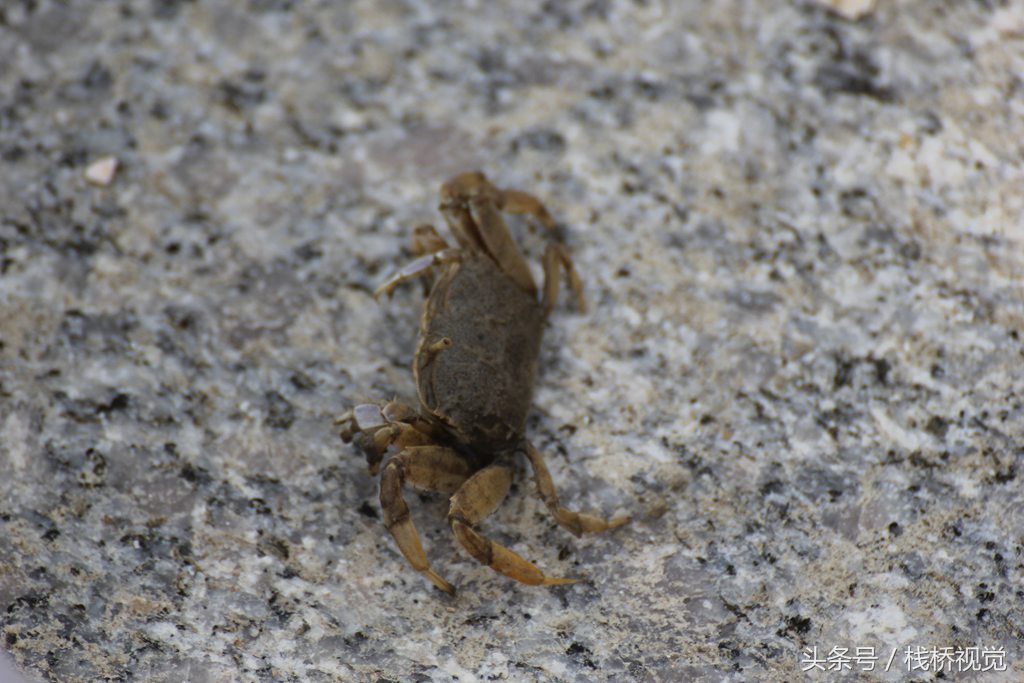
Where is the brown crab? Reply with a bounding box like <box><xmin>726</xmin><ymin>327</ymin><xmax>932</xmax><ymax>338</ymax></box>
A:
<box><xmin>340</xmin><ymin>171</ymin><xmax>626</xmax><ymax>595</ymax></box>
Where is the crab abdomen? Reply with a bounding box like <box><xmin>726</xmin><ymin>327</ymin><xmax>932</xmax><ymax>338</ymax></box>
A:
<box><xmin>415</xmin><ymin>257</ymin><xmax>543</xmax><ymax>453</ymax></box>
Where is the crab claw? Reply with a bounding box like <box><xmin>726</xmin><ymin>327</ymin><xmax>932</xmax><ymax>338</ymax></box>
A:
<box><xmin>353</xmin><ymin>403</ymin><xmax>388</xmax><ymax>431</ymax></box>
<box><xmin>338</xmin><ymin>404</ymin><xmax>387</xmax><ymax>442</ymax></box>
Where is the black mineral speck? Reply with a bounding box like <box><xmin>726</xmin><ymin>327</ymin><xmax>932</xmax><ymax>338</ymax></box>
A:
<box><xmin>264</xmin><ymin>391</ymin><xmax>295</xmax><ymax>430</ymax></box>
<box><xmin>97</xmin><ymin>392</ymin><xmax>130</xmax><ymax>415</ymax></box>
<box><xmin>565</xmin><ymin>642</ymin><xmax>597</xmax><ymax>669</ymax></box>
<box><xmin>179</xmin><ymin>462</ymin><xmax>211</xmax><ymax>485</ymax></box>
<box><xmin>511</xmin><ymin>128</ymin><xmax>566</xmax><ymax>154</ymax></box>
<box><xmin>152</xmin><ymin>0</ymin><xmax>191</xmax><ymax>20</ymax></box>
<box><xmin>82</xmin><ymin>61</ymin><xmax>113</xmax><ymax>93</ymax></box>
<box><xmin>218</xmin><ymin>78</ymin><xmax>266</xmax><ymax>113</ymax></box>
<box><xmin>924</xmin><ymin>416</ymin><xmax>950</xmax><ymax>438</ymax></box>
<box><xmin>779</xmin><ymin>614</ymin><xmax>812</xmax><ymax>638</ymax></box>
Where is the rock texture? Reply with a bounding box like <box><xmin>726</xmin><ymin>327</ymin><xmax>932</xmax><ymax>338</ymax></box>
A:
<box><xmin>1</xmin><ymin>1</ymin><xmax>1022</xmax><ymax>681</ymax></box>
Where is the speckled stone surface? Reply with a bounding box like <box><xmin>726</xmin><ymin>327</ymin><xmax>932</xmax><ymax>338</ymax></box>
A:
<box><xmin>2</xmin><ymin>1</ymin><xmax>1023</xmax><ymax>681</ymax></box>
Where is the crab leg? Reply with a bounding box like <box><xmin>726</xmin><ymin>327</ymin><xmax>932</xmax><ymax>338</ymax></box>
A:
<box><xmin>379</xmin><ymin>446</ymin><xmax>472</xmax><ymax>595</ymax></box>
<box><xmin>374</xmin><ymin>248</ymin><xmax>461</xmax><ymax>300</ymax></box>
<box><xmin>524</xmin><ymin>442</ymin><xmax>628</xmax><ymax>537</ymax></box>
<box><xmin>411</xmin><ymin>223</ymin><xmax>450</xmax><ymax>256</ymax></box>
<box><xmin>498</xmin><ymin>188</ymin><xmax>558</xmax><ymax>230</ymax></box>
<box><xmin>448</xmin><ymin>465</ymin><xmax>577</xmax><ymax>587</ymax></box>
<box><xmin>408</xmin><ymin>224</ymin><xmax>450</xmax><ymax>294</ymax></box>
<box><xmin>541</xmin><ymin>242</ymin><xmax>587</xmax><ymax>317</ymax></box>
<box><xmin>465</xmin><ymin>194</ymin><xmax>538</xmax><ymax>295</ymax></box>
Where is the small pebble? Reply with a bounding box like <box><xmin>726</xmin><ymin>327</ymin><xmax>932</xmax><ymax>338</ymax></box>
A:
<box><xmin>84</xmin><ymin>156</ymin><xmax>119</xmax><ymax>186</ymax></box>
<box><xmin>813</xmin><ymin>0</ymin><xmax>876</xmax><ymax>20</ymax></box>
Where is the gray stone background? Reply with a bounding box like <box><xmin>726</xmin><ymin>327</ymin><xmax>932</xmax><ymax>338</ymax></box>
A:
<box><xmin>1</xmin><ymin>1</ymin><xmax>1022</xmax><ymax>681</ymax></box>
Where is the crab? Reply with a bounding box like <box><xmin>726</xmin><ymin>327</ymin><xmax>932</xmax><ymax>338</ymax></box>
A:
<box><xmin>340</xmin><ymin>171</ymin><xmax>626</xmax><ymax>595</ymax></box>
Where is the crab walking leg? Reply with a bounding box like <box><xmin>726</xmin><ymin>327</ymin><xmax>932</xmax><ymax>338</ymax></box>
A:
<box><xmin>448</xmin><ymin>465</ymin><xmax>577</xmax><ymax>587</ymax></box>
<box><xmin>525</xmin><ymin>442</ymin><xmax>629</xmax><ymax>538</ymax></box>
<box><xmin>374</xmin><ymin>248</ymin><xmax>462</xmax><ymax>300</ymax></box>
<box><xmin>411</xmin><ymin>224</ymin><xmax>450</xmax><ymax>256</ymax></box>
<box><xmin>409</xmin><ymin>224</ymin><xmax>450</xmax><ymax>294</ymax></box>
<box><xmin>541</xmin><ymin>242</ymin><xmax>587</xmax><ymax>318</ymax></box>
<box><xmin>379</xmin><ymin>446</ymin><xmax>473</xmax><ymax>595</ymax></box>
<box><xmin>497</xmin><ymin>186</ymin><xmax>586</xmax><ymax>314</ymax></box>
<box><xmin>498</xmin><ymin>188</ymin><xmax>558</xmax><ymax>230</ymax></box>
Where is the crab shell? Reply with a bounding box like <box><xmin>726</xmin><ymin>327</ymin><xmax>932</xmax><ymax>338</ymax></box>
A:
<box><xmin>414</xmin><ymin>255</ymin><xmax>544</xmax><ymax>461</ymax></box>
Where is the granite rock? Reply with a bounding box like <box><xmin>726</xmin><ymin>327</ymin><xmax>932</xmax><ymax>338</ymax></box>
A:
<box><xmin>1</xmin><ymin>1</ymin><xmax>1022</xmax><ymax>681</ymax></box>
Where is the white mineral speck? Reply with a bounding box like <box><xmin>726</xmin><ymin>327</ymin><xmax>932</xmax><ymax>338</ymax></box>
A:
<box><xmin>84</xmin><ymin>155</ymin><xmax>118</xmax><ymax>185</ymax></box>
<box><xmin>813</xmin><ymin>0</ymin><xmax>877</xmax><ymax>20</ymax></box>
